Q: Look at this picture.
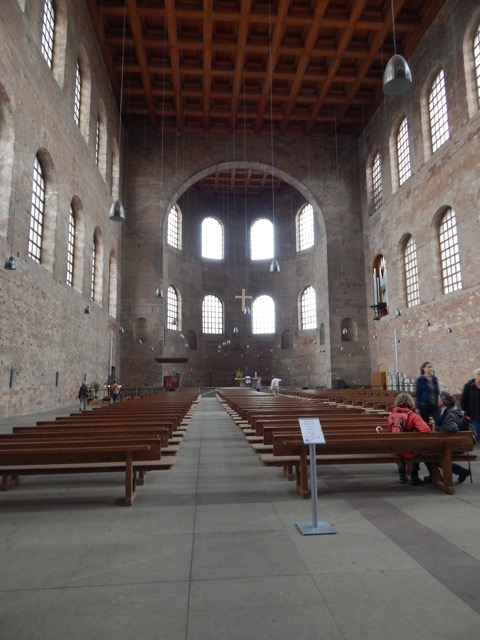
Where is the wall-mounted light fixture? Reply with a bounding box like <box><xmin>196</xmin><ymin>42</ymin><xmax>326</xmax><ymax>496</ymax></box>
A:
<box><xmin>155</xmin><ymin>288</ymin><xmax>164</xmax><ymax>298</ymax></box>
<box><xmin>84</xmin><ymin>305</ymin><xmax>91</xmax><ymax>314</ymax></box>
<box><xmin>395</xmin><ymin>308</ymin><xmax>402</xmax><ymax>317</ymax></box>
<box><xmin>269</xmin><ymin>259</ymin><xmax>280</xmax><ymax>273</ymax></box>
<box><xmin>4</xmin><ymin>256</ymin><xmax>16</xmax><ymax>270</ymax></box>
<box><xmin>119</xmin><ymin>326</ymin><xmax>125</xmax><ymax>333</ymax></box>
<box><xmin>447</xmin><ymin>327</ymin><xmax>453</xmax><ymax>334</ymax></box>
<box><xmin>425</xmin><ymin>319</ymin><xmax>431</xmax><ymax>327</ymax></box>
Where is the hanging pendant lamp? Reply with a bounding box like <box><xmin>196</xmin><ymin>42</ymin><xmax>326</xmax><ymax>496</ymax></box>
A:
<box><xmin>109</xmin><ymin>1</ymin><xmax>127</xmax><ymax>222</ymax></box>
<box><xmin>109</xmin><ymin>199</ymin><xmax>126</xmax><ymax>222</ymax></box>
<box><xmin>383</xmin><ymin>0</ymin><xmax>412</xmax><ymax>96</ymax></box>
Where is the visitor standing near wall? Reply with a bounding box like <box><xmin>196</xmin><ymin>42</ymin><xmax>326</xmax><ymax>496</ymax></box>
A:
<box><xmin>415</xmin><ymin>361</ymin><xmax>440</xmax><ymax>427</ymax></box>
<box><xmin>270</xmin><ymin>376</ymin><xmax>281</xmax><ymax>397</ymax></box>
<box><xmin>111</xmin><ymin>381</ymin><xmax>121</xmax><ymax>404</ymax></box>
<box><xmin>461</xmin><ymin>368</ymin><xmax>480</xmax><ymax>441</ymax></box>
<box><xmin>256</xmin><ymin>377</ymin><xmax>262</xmax><ymax>392</ymax></box>
<box><xmin>78</xmin><ymin>382</ymin><xmax>89</xmax><ymax>412</ymax></box>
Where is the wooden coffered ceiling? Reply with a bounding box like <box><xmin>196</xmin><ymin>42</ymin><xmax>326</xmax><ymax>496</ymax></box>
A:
<box><xmin>85</xmin><ymin>0</ymin><xmax>446</xmax><ymax>192</ymax></box>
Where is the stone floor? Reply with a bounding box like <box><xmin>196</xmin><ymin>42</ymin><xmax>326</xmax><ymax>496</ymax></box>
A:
<box><xmin>0</xmin><ymin>395</ymin><xmax>479</xmax><ymax>639</ymax></box>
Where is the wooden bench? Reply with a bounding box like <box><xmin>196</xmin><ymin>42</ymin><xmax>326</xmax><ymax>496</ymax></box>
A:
<box><xmin>260</xmin><ymin>432</ymin><xmax>476</xmax><ymax>497</ymax></box>
<box><xmin>0</xmin><ymin>437</ymin><xmax>164</xmax><ymax>505</ymax></box>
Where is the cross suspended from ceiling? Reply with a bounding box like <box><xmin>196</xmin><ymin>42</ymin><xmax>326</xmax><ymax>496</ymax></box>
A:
<box><xmin>235</xmin><ymin>288</ymin><xmax>252</xmax><ymax>311</ymax></box>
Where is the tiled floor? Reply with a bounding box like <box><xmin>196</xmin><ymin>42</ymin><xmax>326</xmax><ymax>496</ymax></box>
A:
<box><xmin>0</xmin><ymin>395</ymin><xmax>479</xmax><ymax>639</ymax></box>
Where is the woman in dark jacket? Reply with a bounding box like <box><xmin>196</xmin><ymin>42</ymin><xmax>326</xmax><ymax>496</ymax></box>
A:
<box><xmin>415</xmin><ymin>361</ymin><xmax>440</xmax><ymax>427</ymax></box>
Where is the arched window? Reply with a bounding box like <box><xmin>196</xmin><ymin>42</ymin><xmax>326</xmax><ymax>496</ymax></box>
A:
<box><xmin>90</xmin><ymin>235</ymin><xmax>97</xmax><ymax>301</ymax></box>
<box><xmin>252</xmin><ymin>295</ymin><xmax>275</xmax><ymax>334</ymax></box>
<box><xmin>90</xmin><ymin>228</ymin><xmax>103</xmax><ymax>305</ymax></box>
<box><xmin>74</xmin><ymin>61</ymin><xmax>82</xmax><ymax>127</ymax></box>
<box><xmin>296</xmin><ymin>204</ymin><xmax>314</xmax><ymax>251</ymax></box>
<box><xmin>474</xmin><ymin>21</ymin><xmax>480</xmax><ymax>108</ymax></box>
<box><xmin>439</xmin><ymin>208</ymin><xmax>462</xmax><ymax>294</ymax></box>
<box><xmin>396</xmin><ymin>117</ymin><xmax>411</xmax><ymax>186</ymax></box>
<box><xmin>28</xmin><ymin>156</ymin><xmax>45</xmax><ymax>263</ymax></box>
<box><xmin>300</xmin><ymin>286</ymin><xmax>317</xmax><ymax>330</ymax></box>
<box><xmin>372</xmin><ymin>152</ymin><xmax>382</xmax><ymax>210</ymax></box>
<box><xmin>167</xmin><ymin>205</ymin><xmax>182</xmax><ymax>249</ymax></box>
<box><xmin>66</xmin><ymin>205</ymin><xmax>75</xmax><ymax>286</ymax></box>
<box><xmin>202</xmin><ymin>295</ymin><xmax>223</xmax><ymax>333</ymax></box>
<box><xmin>251</xmin><ymin>218</ymin><xmax>273</xmax><ymax>260</ymax></box>
<box><xmin>404</xmin><ymin>236</ymin><xmax>420</xmax><ymax>307</ymax></box>
<box><xmin>41</xmin><ymin>0</ymin><xmax>55</xmax><ymax>68</ymax></box>
<box><xmin>167</xmin><ymin>285</ymin><xmax>181</xmax><ymax>330</ymax></box>
<box><xmin>429</xmin><ymin>69</ymin><xmax>450</xmax><ymax>153</ymax></box>
<box><xmin>108</xmin><ymin>251</ymin><xmax>118</xmax><ymax>317</ymax></box>
<box><xmin>201</xmin><ymin>216</ymin><xmax>223</xmax><ymax>259</ymax></box>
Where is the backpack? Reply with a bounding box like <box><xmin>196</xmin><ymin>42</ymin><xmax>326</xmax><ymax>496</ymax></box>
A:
<box><xmin>388</xmin><ymin>412</ymin><xmax>407</xmax><ymax>433</ymax></box>
<box><xmin>459</xmin><ymin>413</ymin><xmax>477</xmax><ymax>443</ymax></box>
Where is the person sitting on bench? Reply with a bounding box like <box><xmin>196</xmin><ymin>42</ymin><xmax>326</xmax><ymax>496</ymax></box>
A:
<box><xmin>433</xmin><ymin>391</ymin><xmax>470</xmax><ymax>484</ymax></box>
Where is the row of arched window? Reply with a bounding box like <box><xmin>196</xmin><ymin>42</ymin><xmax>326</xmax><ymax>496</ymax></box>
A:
<box><xmin>166</xmin><ymin>203</ymin><xmax>315</xmax><ymax>257</ymax></box>
<box><xmin>26</xmin><ymin>151</ymin><xmax>118</xmax><ymax>316</ymax></box>
<box><xmin>369</xmin><ymin>18</ymin><xmax>480</xmax><ymax>211</ymax></box>
<box><xmin>38</xmin><ymin>0</ymin><xmax>120</xmax><ymax>192</ymax></box>
<box><xmin>374</xmin><ymin>206</ymin><xmax>463</xmax><ymax>313</ymax></box>
<box><xmin>165</xmin><ymin>285</ymin><xmax>319</xmax><ymax>335</ymax></box>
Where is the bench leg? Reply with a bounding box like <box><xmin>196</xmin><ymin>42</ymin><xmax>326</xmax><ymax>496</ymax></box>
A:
<box><xmin>2</xmin><ymin>474</ymin><xmax>20</xmax><ymax>491</ymax></box>
<box><xmin>296</xmin><ymin>450</ymin><xmax>310</xmax><ymax>498</ymax></box>
<box><xmin>434</xmin><ymin>448</ymin><xmax>455</xmax><ymax>494</ymax></box>
<box><xmin>137</xmin><ymin>469</ymin><xmax>146</xmax><ymax>485</ymax></box>
<box><xmin>125</xmin><ymin>453</ymin><xmax>136</xmax><ymax>506</ymax></box>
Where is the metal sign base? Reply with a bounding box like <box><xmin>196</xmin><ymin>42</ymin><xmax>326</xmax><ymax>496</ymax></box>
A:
<box><xmin>295</xmin><ymin>443</ymin><xmax>336</xmax><ymax>536</ymax></box>
<box><xmin>296</xmin><ymin>521</ymin><xmax>336</xmax><ymax>536</ymax></box>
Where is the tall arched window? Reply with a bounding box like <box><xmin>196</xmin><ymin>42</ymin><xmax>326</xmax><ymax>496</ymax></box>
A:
<box><xmin>439</xmin><ymin>208</ymin><xmax>462</xmax><ymax>294</ymax></box>
<box><xmin>167</xmin><ymin>285</ymin><xmax>181</xmax><ymax>330</ymax></box>
<box><xmin>429</xmin><ymin>69</ymin><xmax>450</xmax><ymax>153</ymax></box>
<box><xmin>300</xmin><ymin>286</ymin><xmax>317</xmax><ymax>330</ymax></box>
<box><xmin>404</xmin><ymin>236</ymin><xmax>420</xmax><ymax>307</ymax></box>
<box><xmin>251</xmin><ymin>218</ymin><xmax>273</xmax><ymax>260</ymax></box>
<box><xmin>372</xmin><ymin>152</ymin><xmax>382</xmax><ymax>210</ymax></box>
<box><xmin>108</xmin><ymin>252</ymin><xmax>118</xmax><ymax>317</ymax></box>
<box><xmin>90</xmin><ymin>235</ymin><xmax>97</xmax><ymax>301</ymax></box>
<box><xmin>252</xmin><ymin>295</ymin><xmax>275</xmax><ymax>334</ymax></box>
<box><xmin>396</xmin><ymin>117</ymin><xmax>411</xmax><ymax>186</ymax></box>
<box><xmin>41</xmin><ymin>0</ymin><xmax>55</xmax><ymax>68</ymax></box>
<box><xmin>474</xmin><ymin>21</ymin><xmax>480</xmax><ymax>108</ymax></box>
<box><xmin>167</xmin><ymin>205</ymin><xmax>182</xmax><ymax>249</ymax></box>
<box><xmin>201</xmin><ymin>217</ymin><xmax>223</xmax><ymax>259</ymax></box>
<box><xmin>66</xmin><ymin>205</ymin><xmax>75</xmax><ymax>286</ymax></box>
<box><xmin>28</xmin><ymin>156</ymin><xmax>45</xmax><ymax>263</ymax></box>
<box><xmin>74</xmin><ymin>61</ymin><xmax>82</xmax><ymax>126</ymax></box>
<box><xmin>202</xmin><ymin>295</ymin><xmax>223</xmax><ymax>333</ymax></box>
<box><xmin>296</xmin><ymin>204</ymin><xmax>314</xmax><ymax>251</ymax></box>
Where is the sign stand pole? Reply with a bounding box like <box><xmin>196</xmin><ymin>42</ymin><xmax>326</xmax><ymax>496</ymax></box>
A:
<box><xmin>295</xmin><ymin>422</ymin><xmax>336</xmax><ymax>536</ymax></box>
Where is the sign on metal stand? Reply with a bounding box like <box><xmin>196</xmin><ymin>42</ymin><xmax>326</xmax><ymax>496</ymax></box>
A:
<box><xmin>295</xmin><ymin>417</ymin><xmax>336</xmax><ymax>536</ymax></box>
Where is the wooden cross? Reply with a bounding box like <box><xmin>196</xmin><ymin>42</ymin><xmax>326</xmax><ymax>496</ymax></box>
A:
<box><xmin>235</xmin><ymin>288</ymin><xmax>252</xmax><ymax>311</ymax></box>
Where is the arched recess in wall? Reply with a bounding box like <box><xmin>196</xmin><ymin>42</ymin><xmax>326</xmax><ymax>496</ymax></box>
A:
<box><xmin>134</xmin><ymin>317</ymin><xmax>149</xmax><ymax>343</ymax></box>
<box><xmin>70</xmin><ymin>195</ymin><xmax>86</xmax><ymax>293</ymax></box>
<box><xmin>97</xmin><ymin>98</ymin><xmax>108</xmax><ymax>181</ymax></box>
<box><xmin>187</xmin><ymin>330</ymin><xmax>197</xmax><ymax>350</ymax></box>
<box><xmin>341</xmin><ymin>318</ymin><xmax>358</xmax><ymax>342</ymax></box>
<box><xmin>0</xmin><ymin>81</ymin><xmax>15</xmax><ymax>240</ymax></box>
<box><xmin>281</xmin><ymin>329</ymin><xmax>292</xmax><ymax>349</ymax></box>
<box><xmin>319</xmin><ymin>323</ymin><xmax>325</xmax><ymax>345</ymax></box>
<box><xmin>77</xmin><ymin>44</ymin><xmax>92</xmax><ymax>143</ymax></box>
<box><xmin>36</xmin><ymin>147</ymin><xmax>59</xmax><ymax>273</ymax></box>
<box><xmin>463</xmin><ymin>5</ymin><xmax>480</xmax><ymax>118</ymax></box>
<box><xmin>91</xmin><ymin>226</ymin><xmax>104</xmax><ymax>305</ymax></box>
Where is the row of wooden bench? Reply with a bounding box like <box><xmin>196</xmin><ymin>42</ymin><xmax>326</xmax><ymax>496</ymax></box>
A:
<box><xmin>217</xmin><ymin>390</ymin><xmax>476</xmax><ymax>497</ymax></box>
<box><xmin>0</xmin><ymin>391</ymin><xmax>199</xmax><ymax>505</ymax></box>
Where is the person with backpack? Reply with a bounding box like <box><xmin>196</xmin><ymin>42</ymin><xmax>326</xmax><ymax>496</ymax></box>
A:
<box><xmin>460</xmin><ymin>368</ymin><xmax>480</xmax><ymax>441</ymax></box>
<box><xmin>387</xmin><ymin>393</ymin><xmax>431</xmax><ymax>485</ymax></box>
<box><xmin>434</xmin><ymin>391</ymin><xmax>470</xmax><ymax>484</ymax></box>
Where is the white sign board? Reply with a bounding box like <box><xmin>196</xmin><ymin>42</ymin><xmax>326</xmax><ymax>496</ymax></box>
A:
<box><xmin>298</xmin><ymin>417</ymin><xmax>326</xmax><ymax>445</ymax></box>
